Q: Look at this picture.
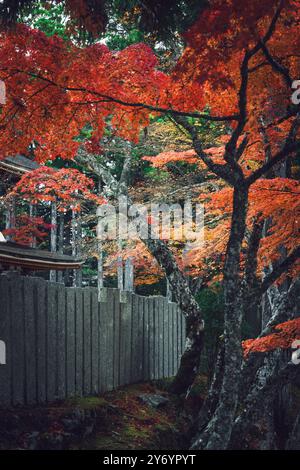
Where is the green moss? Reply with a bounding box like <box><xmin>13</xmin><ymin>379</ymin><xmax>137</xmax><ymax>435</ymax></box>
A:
<box><xmin>123</xmin><ymin>424</ymin><xmax>152</xmax><ymax>440</ymax></box>
<box><xmin>152</xmin><ymin>377</ymin><xmax>174</xmax><ymax>391</ymax></box>
<box><xmin>65</xmin><ymin>395</ymin><xmax>107</xmax><ymax>409</ymax></box>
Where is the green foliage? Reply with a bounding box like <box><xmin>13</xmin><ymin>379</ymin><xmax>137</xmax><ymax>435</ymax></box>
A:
<box><xmin>105</xmin><ymin>27</ymin><xmax>144</xmax><ymax>50</ymax></box>
<box><xmin>196</xmin><ymin>285</ymin><xmax>224</xmax><ymax>335</ymax></box>
<box><xmin>143</xmin><ymin>166</ymin><xmax>170</xmax><ymax>184</ymax></box>
<box><xmin>110</xmin><ymin>0</ymin><xmax>208</xmax><ymax>44</ymax></box>
<box><xmin>196</xmin><ymin>285</ymin><xmax>224</xmax><ymax>378</ymax></box>
<box><xmin>22</xmin><ymin>3</ymin><xmax>70</xmax><ymax>40</ymax></box>
<box><xmin>19</xmin><ymin>1</ymin><xmax>96</xmax><ymax>44</ymax></box>
<box><xmin>187</xmin><ymin>111</ymin><xmax>227</xmax><ymax>147</ymax></box>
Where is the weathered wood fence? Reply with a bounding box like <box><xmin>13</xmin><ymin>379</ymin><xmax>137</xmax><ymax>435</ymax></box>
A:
<box><xmin>0</xmin><ymin>273</ymin><xmax>185</xmax><ymax>407</ymax></box>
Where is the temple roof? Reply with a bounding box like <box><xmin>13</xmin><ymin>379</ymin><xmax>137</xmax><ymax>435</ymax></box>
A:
<box><xmin>0</xmin><ymin>241</ymin><xmax>84</xmax><ymax>271</ymax></box>
<box><xmin>0</xmin><ymin>155</ymin><xmax>40</xmax><ymax>175</ymax></box>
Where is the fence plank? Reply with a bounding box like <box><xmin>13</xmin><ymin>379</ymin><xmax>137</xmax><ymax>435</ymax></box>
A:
<box><xmin>23</xmin><ymin>277</ymin><xmax>37</xmax><ymax>405</ymax></box>
<box><xmin>143</xmin><ymin>297</ymin><xmax>149</xmax><ymax>381</ymax></box>
<box><xmin>11</xmin><ymin>276</ymin><xmax>25</xmax><ymax>405</ymax></box>
<box><xmin>35</xmin><ymin>278</ymin><xmax>47</xmax><ymax>404</ymax></box>
<box><xmin>83</xmin><ymin>289</ymin><xmax>92</xmax><ymax>395</ymax></box>
<box><xmin>75</xmin><ymin>288</ymin><xmax>83</xmax><ymax>396</ymax></box>
<box><xmin>131</xmin><ymin>294</ymin><xmax>140</xmax><ymax>383</ymax></box>
<box><xmin>137</xmin><ymin>296</ymin><xmax>144</xmax><ymax>382</ymax></box>
<box><xmin>46</xmin><ymin>282</ymin><xmax>58</xmax><ymax>402</ymax></box>
<box><xmin>119</xmin><ymin>291</ymin><xmax>132</xmax><ymax>386</ymax></box>
<box><xmin>158</xmin><ymin>297</ymin><xmax>164</xmax><ymax>379</ymax></box>
<box><xmin>113</xmin><ymin>289</ymin><xmax>120</xmax><ymax>389</ymax></box>
<box><xmin>168</xmin><ymin>302</ymin><xmax>174</xmax><ymax>377</ymax></box>
<box><xmin>175</xmin><ymin>306</ymin><xmax>181</xmax><ymax>373</ymax></box>
<box><xmin>172</xmin><ymin>303</ymin><xmax>178</xmax><ymax>376</ymax></box>
<box><xmin>98</xmin><ymin>294</ymin><xmax>107</xmax><ymax>393</ymax></box>
<box><xmin>0</xmin><ymin>276</ymin><xmax>11</xmax><ymax>406</ymax></box>
<box><xmin>163</xmin><ymin>299</ymin><xmax>169</xmax><ymax>378</ymax></box>
<box><xmin>148</xmin><ymin>297</ymin><xmax>155</xmax><ymax>380</ymax></box>
<box><xmin>181</xmin><ymin>313</ymin><xmax>186</xmax><ymax>358</ymax></box>
<box><xmin>66</xmin><ymin>288</ymin><xmax>75</xmax><ymax>397</ymax></box>
<box><xmin>57</xmin><ymin>284</ymin><xmax>66</xmax><ymax>399</ymax></box>
<box><xmin>106</xmin><ymin>289</ymin><xmax>114</xmax><ymax>391</ymax></box>
<box><xmin>91</xmin><ymin>288</ymin><xmax>99</xmax><ymax>394</ymax></box>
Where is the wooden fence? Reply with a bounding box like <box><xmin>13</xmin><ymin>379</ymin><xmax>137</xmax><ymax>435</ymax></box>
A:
<box><xmin>0</xmin><ymin>273</ymin><xmax>186</xmax><ymax>407</ymax></box>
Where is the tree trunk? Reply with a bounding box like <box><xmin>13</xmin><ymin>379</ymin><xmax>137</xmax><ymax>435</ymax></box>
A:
<box><xmin>191</xmin><ymin>344</ymin><xmax>225</xmax><ymax>449</ymax></box>
<box><xmin>229</xmin><ymin>349</ymin><xmax>298</xmax><ymax>449</ymax></box>
<box><xmin>228</xmin><ymin>282</ymin><xmax>300</xmax><ymax>449</ymax></box>
<box><xmin>29</xmin><ymin>203</ymin><xmax>37</xmax><ymax>248</ymax></box>
<box><xmin>193</xmin><ymin>184</ymin><xmax>249</xmax><ymax>449</ymax></box>
<box><xmin>146</xmin><ymin>238</ymin><xmax>204</xmax><ymax>395</ymax></box>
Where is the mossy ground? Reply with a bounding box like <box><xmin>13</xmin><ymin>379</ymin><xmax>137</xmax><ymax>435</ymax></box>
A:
<box><xmin>70</xmin><ymin>382</ymin><xmax>191</xmax><ymax>450</ymax></box>
<box><xmin>0</xmin><ymin>380</ymin><xmax>203</xmax><ymax>450</ymax></box>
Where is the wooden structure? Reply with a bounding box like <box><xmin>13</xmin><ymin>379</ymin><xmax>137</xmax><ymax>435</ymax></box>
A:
<box><xmin>0</xmin><ymin>240</ymin><xmax>84</xmax><ymax>272</ymax></box>
<box><xmin>0</xmin><ymin>155</ymin><xmax>83</xmax><ymax>283</ymax></box>
<box><xmin>0</xmin><ymin>154</ymin><xmax>39</xmax><ymax>177</ymax></box>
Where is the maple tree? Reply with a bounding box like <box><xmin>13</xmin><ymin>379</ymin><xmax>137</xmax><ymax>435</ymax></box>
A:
<box><xmin>3</xmin><ymin>213</ymin><xmax>52</xmax><ymax>245</ymax></box>
<box><xmin>6</xmin><ymin>166</ymin><xmax>103</xmax><ymax>211</ymax></box>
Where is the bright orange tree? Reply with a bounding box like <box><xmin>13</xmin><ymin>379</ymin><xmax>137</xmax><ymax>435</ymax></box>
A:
<box><xmin>3</xmin><ymin>214</ymin><xmax>52</xmax><ymax>245</ymax></box>
<box><xmin>4</xmin><ymin>166</ymin><xmax>104</xmax><ymax>246</ymax></box>
<box><xmin>7</xmin><ymin>166</ymin><xmax>104</xmax><ymax>211</ymax></box>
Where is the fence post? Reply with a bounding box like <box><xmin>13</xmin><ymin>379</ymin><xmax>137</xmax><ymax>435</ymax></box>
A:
<box><xmin>97</xmin><ymin>240</ymin><xmax>104</xmax><ymax>299</ymax></box>
<box><xmin>124</xmin><ymin>257</ymin><xmax>134</xmax><ymax>292</ymax></box>
<box><xmin>50</xmin><ymin>200</ymin><xmax>57</xmax><ymax>282</ymax></box>
<box><xmin>117</xmin><ymin>240</ymin><xmax>124</xmax><ymax>291</ymax></box>
<box><xmin>5</xmin><ymin>196</ymin><xmax>16</xmax><ymax>241</ymax></box>
<box><xmin>166</xmin><ymin>279</ymin><xmax>172</xmax><ymax>302</ymax></box>
<box><xmin>57</xmin><ymin>212</ymin><xmax>64</xmax><ymax>283</ymax></box>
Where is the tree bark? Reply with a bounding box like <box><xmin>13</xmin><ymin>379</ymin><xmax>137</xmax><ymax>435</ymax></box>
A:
<box><xmin>193</xmin><ymin>184</ymin><xmax>249</xmax><ymax>449</ymax></box>
<box><xmin>146</xmin><ymin>237</ymin><xmax>204</xmax><ymax>395</ymax></box>
<box><xmin>191</xmin><ymin>344</ymin><xmax>225</xmax><ymax>449</ymax></box>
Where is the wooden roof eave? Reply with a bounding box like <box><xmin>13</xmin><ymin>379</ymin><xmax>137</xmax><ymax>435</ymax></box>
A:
<box><xmin>0</xmin><ymin>155</ymin><xmax>40</xmax><ymax>175</ymax></box>
<box><xmin>0</xmin><ymin>242</ymin><xmax>84</xmax><ymax>271</ymax></box>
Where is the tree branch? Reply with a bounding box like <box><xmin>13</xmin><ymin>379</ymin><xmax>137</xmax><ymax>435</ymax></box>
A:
<box><xmin>259</xmin><ymin>41</ymin><xmax>293</xmax><ymax>88</ymax></box>
<box><xmin>247</xmin><ymin>139</ymin><xmax>300</xmax><ymax>184</ymax></box>
<box><xmin>10</xmin><ymin>69</ymin><xmax>239</xmax><ymax>123</ymax></box>
<box><xmin>260</xmin><ymin>246</ymin><xmax>300</xmax><ymax>294</ymax></box>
